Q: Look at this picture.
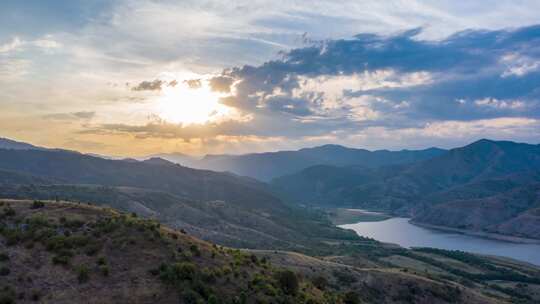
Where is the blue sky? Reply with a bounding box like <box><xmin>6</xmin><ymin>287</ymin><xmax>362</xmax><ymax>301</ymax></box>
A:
<box><xmin>1</xmin><ymin>0</ymin><xmax>540</xmax><ymax>156</ymax></box>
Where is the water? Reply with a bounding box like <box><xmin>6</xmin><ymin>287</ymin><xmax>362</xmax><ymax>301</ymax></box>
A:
<box><xmin>340</xmin><ymin>217</ymin><xmax>540</xmax><ymax>266</ymax></box>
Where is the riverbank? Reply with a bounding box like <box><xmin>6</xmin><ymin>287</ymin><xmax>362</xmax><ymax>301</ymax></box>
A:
<box><xmin>328</xmin><ymin>208</ymin><xmax>391</xmax><ymax>225</ymax></box>
<box><xmin>410</xmin><ymin>220</ymin><xmax>540</xmax><ymax>245</ymax></box>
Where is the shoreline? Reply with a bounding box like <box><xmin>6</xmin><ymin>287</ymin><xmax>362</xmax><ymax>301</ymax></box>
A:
<box><xmin>410</xmin><ymin>220</ymin><xmax>540</xmax><ymax>245</ymax></box>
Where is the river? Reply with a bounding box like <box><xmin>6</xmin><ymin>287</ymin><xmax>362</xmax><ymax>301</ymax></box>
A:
<box><xmin>340</xmin><ymin>217</ymin><xmax>540</xmax><ymax>266</ymax></box>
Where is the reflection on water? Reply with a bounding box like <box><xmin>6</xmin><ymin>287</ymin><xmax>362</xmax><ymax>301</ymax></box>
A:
<box><xmin>340</xmin><ymin>217</ymin><xmax>540</xmax><ymax>266</ymax></box>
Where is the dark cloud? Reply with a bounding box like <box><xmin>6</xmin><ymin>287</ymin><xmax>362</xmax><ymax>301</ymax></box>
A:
<box><xmin>131</xmin><ymin>79</ymin><xmax>164</xmax><ymax>91</ymax></box>
<box><xmin>209</xmin><ymin>75</ymin><xmax>234</xmax><ymax>93</ymax></box>
<box><xmin>215</xmin><ymin>24</ymin><xmax>540</xmax><ymax>127</ymax></box>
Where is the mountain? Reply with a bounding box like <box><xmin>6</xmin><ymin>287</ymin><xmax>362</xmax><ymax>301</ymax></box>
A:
<box><xmin>0</xmin><ymin>148</ymin><xmax>359</xmax><ymax>251</ymax></box>
<box><xmin>0</xmin><ymin>137</ymin><xmax>43</xmax><ymax>150</ymax></box>
<box><xmin>272</xmin><ymin>139</ymin><xmax>540</xmax><ymax>239</ymax></box>
<box><xmin>185</xmin><ymin>145</ymin><xmax>446</xmax><ymax>181</ymax></box>
<box><xmin>140</xmin><ymin>152</ymin><xmax>199</xmax><ymax>167</ymax></box>
<box><xmin>0</xmin><ymin>199</ymin><xmax>532</xmax><ymax>303</ymax></box>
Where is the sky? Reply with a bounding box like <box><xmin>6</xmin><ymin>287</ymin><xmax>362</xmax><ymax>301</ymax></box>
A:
<box><xmin>1</xmin><ymin>0</ymin><xmax>540</xmax><ymax>156</ymax></box>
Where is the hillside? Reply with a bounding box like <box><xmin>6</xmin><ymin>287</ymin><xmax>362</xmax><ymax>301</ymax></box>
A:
<box><xmin>165</xmin><ymin>145</ymin><xmax>445</xmax><ymax>181</ymax></box>
<box><xmin>2</xmin><ymin>200</ymin><xmax>534</xmax><ymax>304</ymax></box>
<box><xmin>0</xmin><ymin>148</ymin><xmax>358</xmax><ymax>252</ymax></box>
<box><xmin>271</xmin><ymin>140</ymin><xmax>540</xmax><ymax>239</ymax></box>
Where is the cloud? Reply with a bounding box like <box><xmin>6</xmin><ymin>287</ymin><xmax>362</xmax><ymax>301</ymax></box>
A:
<box><xmin>0</xmin><ymin>37</ymin><xmax>23</xmax><ymax>53</ymax></box>
<box><xmin>44</xmin><ymin>111</ymin><xmax>96</xmax><ymax>121</ymax></box>
<box><xmin>184</xmin><ymin>79</ymin><xmax>202</xmax><ymax>89</ymax></box>
<box><xmin>209</xmin><ymin>75</ymin><xmax>234</xmax><ymax>93</ymax></box>
<box><xmin>131</xmin><ymin>79</ymin><xmax>164</xmax><ymax>91</ymax></box>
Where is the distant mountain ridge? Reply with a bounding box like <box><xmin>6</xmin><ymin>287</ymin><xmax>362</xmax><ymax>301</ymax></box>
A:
<box><xmin>183</xmin><ymin>144</ymin><xmax>446</xmax><ymax>181</ymax></box>
<box><xmin>0</xmin><ymin>137</ymin><xmax>44</xmax><ymax>150</ymax></box>
<box><xmin>271</xmin><ymin>139</ymin><xmax>540</xmax><ymax>239</ymax></box>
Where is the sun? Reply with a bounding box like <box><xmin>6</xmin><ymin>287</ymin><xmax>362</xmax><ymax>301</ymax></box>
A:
<box><xmin>156</xmin><ymin>81</ymin><xmax>230</xmax><ymax>125</ymax></box>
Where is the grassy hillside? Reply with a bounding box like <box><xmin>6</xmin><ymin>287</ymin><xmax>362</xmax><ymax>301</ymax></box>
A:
<box><xmin>1</xmin><ymin>199</ymin><xmax>528</xmax><ymax>304</ymax></box>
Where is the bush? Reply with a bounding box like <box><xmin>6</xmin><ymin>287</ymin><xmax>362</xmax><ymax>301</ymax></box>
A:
<box><xmin>2</xmin><ymin>207</ymin><xmax>15</xmax><ymax>217</ymax></box>
<box><xmin>76</xmin><ymin>265</ymin><xmax>90</xmax><ymax>283</ymax></box>
<box><xmin>0</xmin><ymin>266</ymin><xmax>10</xmax><ymax>276</ymax></box>
<box><xmin>100</xmin><ymin>266</ymin><xmax>110</xmax><ymax>277</ymax></box>
<box><xmin>276</xmin><ymin>270</ymin><xmax>299</xmax><ymax>295</ymax></box>
<box><xmin>189</xmin><ymin>244</ymin><xmax>201</xmax><ymax>257</ymax></box>
<box><xmin>312</xmin><ymin>276</ymin><xmax>328</xmax><ymax>290</ymax></box>
<box><xmin>160</xmin><ymin>262</ymin><xmax>197</xmax><ymax>283</ymax></box>
<box><xmin>0</xmin><ymin>286</ymin><xmax>16</xmax><ymax>304</ymax></box>
<box><xmin>30</xmin><ymin>201</ymin><xmax>45</xmax><ymax>209</ymax></box>
<box><xmin>343</xmin><ymin>291</ymin><xmax>360</xmax><ymax>304</ymax></box>
<box><xmin>52</xmin><ymin>255</ymin><xmax>70</xmax><ymax>265</ymax></box>
<box><xmin>0</xmin><ymin>253</ymin><xmax>8</xmax><ymax>261</ymax></box>
<box><xmin>181</xmin><ymin>289</ymin><xmax>199</xmax><ymax>304</ymax></box>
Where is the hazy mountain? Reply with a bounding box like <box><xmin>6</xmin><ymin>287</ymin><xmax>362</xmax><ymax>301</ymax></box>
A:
<box><xmin>0</xmin><ymin>137</ymin><xmax>43</xmax><ymax>150</ymax></box>
<box><xmin>139</xmin><ymin>152</ymin><xmax>199</xmax><ymax>167</ymax></box>
<box><xmin>272</xmin><ymin>139</ymin><xmax>540</xmax><ymax>239</ymax></box>
<box><xmin>188</xmin><ymin>145</ymin><xmax>446</xmax><ymax>181</ymax></box>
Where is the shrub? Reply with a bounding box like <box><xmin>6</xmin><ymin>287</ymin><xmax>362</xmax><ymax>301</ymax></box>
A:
<box><xmin>343</xmin><ymin>291</ymin><xmax>360</xmax><ymax>304</ymax></box>
<box><xmin>207</xmin><ymin>294</ymin><xmax>219</xmax><ymax>304</ymax></box>
<box><xmin>312</xmin><ymin>276</ymin><xmax>328</xmax><ymax>290</ymax></box>
<box><xmin>276</xmin><ymin>270</ymin><xmax>299</xmax><ymax>295</ymax></box>
<box><xmin>30</xmin><ymin>290</ymin><xmax>40</xmax><ymax>301</ymax></box>
<box><xmin>0</xmin><ymin>286</ymin><xmax>16</xmax><ymax>304</ymax></box>
<box><xmin>181</xmin><ymin>289</ymin><xmax>199</xmax><ymax>304</ymax></box>
<box><xmin>0</xmin><ymin>253</ymin><xmax>8</xmax><ymax>261</ymax></box>
<box><xmin>0</xmin><ymin>266</ymin><xmax>10</xmax><ymax>276</ymax></box>
<box><xmin>52</xmin><ymin>255</ymin><xmax>70</xmax><ymax>265</ymax></box>
<box><xmin>97</xmin><ymin>256</ymin><xmax>106</xmax><ymax>266</ymax></box>
<box><xmin>76</xmin><ymin>265</ymin><xmax>90</xmax><ymax>283</ymax></box>
<box><xmin>2</xmin><ymin>207</ymin><xmax>15</xmax><ymax>217</ymax></box>
<box><xmin>160</xmin><ymin>262</ymin><xmax>197</xmax><ymax>283</ymax></box>
<box><xmin>30</xmin><ymin>201</ymin><xmax>45</xmax><ymax>209</ymax></box>
<box><xmin>333</xmin><ymin>270</ymin><xmax>357</xmax><ymax>286</ymax></box>
<box><xmin>100</xmin><ymin>266</ymin><xmax>110</xmax><ymax>277</ymax></box>
<box><xmin>189</xmin><ymin>244</ymin><xmax>201</xmax><ymax>257</ymax></box>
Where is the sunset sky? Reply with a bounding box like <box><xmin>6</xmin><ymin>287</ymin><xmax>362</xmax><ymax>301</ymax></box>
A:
<box><xmin>1</xmin><ymin>0</ymin><xmax>540</xmax><ymax>156</ymax></box>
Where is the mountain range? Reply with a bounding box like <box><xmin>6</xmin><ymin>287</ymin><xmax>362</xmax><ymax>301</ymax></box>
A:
<box><xmin>272</xmin><ymin>139</ymin><xmax>540</xmax><ymax>239</ymax></box>
<box><xmin>147</xmin><ymin>144</ymin><xmax>446</xmax><ymax>181</ymax></box>
<box><xmin>2</xmin><ymin>137</ymin><xmax>540</xmax><ymax>302</ymax></box>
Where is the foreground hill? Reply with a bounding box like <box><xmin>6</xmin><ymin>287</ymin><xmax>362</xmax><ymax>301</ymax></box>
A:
<box><xmin>271</xmin><ymin>139</ymin><xmax>540</xmax><ymax>239</ymax></box>
<box><xmin>1</xmin><ymin>200</ymin><xmax>530</xmax><ymax>303</ymax></box>
<box><xmin>172</xmin><ymin>144</ymin><xmax>445</xmax><ymax>181</ymax></box>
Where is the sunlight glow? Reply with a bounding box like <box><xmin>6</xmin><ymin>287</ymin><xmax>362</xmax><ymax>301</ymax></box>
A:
<box><xmin>156</xmin><ymin>80</ymin><xmax>230</xmax><ymax>125</ymax></box>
